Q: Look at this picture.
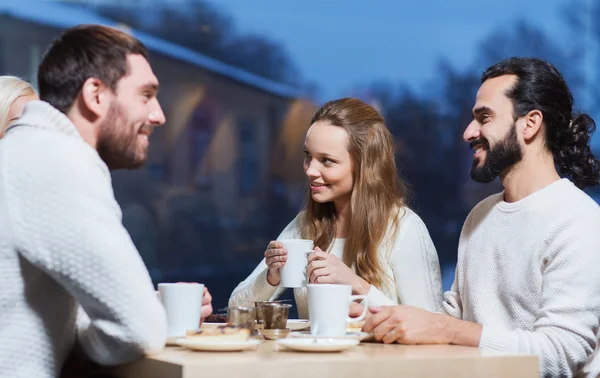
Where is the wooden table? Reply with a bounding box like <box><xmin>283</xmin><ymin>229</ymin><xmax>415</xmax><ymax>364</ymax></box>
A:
<box><xmin>107</xmin><ymin>340</ymin><xmax>538</xmax><ymax>378</ymax></box>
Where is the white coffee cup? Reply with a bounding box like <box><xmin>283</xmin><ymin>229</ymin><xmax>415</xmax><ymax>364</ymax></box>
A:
<box><xmin>158</xmin><ymin>283</ymin><xmax>204</xmax><ymax>337</ymax></box>
<box><xmin>307</xmin><ymin>284</ymin><xmax>368</xmax><ymax>337</ymax></box>
<box><xmin>280</xmin><ymin>239</ymin><xmax>314</xmax><ymax>288</ymax></box>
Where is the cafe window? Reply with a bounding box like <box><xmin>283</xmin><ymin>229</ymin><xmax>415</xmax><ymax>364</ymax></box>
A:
<box><xmin>28</xmin><ymin>44</ymin><xmax>41</xmax><ymax>89</ymax></box>
<box><xmin>238</xmin><ymin>118</ymin><xmax>259</xmax><ymax>196</ymax></box>
<box><xmin>0</xmin><ymin>36</ymin><xmax>4</xmax><ymax>74</ymax></box>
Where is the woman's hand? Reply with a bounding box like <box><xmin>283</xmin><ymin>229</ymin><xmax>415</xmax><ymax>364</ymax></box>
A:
<box><xmin>201</xmin><ymin>287</ymin><xmax>213</xmax><ymax>319</ymax></box>
<box><xmin>306</xmin><ymin>247</ymin><xmax>369</xmax><ymax>294</ymax></box>
<box><xmin>264</xmin><ymin>241</ymin><xmax>287</xmax><ymax>286</ymax></box>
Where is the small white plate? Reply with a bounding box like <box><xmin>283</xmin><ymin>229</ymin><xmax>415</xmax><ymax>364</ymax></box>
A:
<box><xmin>177</xmin><ymin>338</ymin><xmax>261</xmax><ymax>352</ymax></box>
<box><xmin>277</xmin><ymin>338</ymin><xmax>359</xmax><ymax>352</ymax></box>
<box><xmin>289</xmin><ymin>331</ymin><xmax>371</xmax><ymax>341</ymax></box>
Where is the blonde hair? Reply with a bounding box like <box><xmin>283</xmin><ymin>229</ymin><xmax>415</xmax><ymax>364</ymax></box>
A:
<box><xmin>0</xmin><ymin>76</ymin><xmax>37</xmax><ymax>137</ymax></box>
<box><xmin>299</xmin><ymin>98</ymin><xmax>409</xmax><ymax>289</ymax></box>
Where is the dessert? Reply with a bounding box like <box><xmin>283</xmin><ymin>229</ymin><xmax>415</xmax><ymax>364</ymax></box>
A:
<box><xmin>203</xmin><ymin>313</ymin><xmax>228</xmax><ymax>323</ymax></box>
<box><xmin>185</xmin><ymin>326</ymin><xmax>250</xmax><ymax>342</ymax></box>
<box><xmin>347</xmin><ymin>321</ymin><xmax>365</xmax><ymax>333</ymax></box>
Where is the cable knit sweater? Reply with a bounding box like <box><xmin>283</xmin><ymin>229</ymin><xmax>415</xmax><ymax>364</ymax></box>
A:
<box><xmin>440</xmin><ymin>179</ymin><xmax>600</xmax><ymax>378</ymax></box>
<box><xmin>0</xmin><ymin>101</ymin><xmax>167</xmax><ymax>378</ymax></box>
<box><xmin>229</xmin><ymin>207</ymin><xmax>443</xmax><ymax>318</ymax></box>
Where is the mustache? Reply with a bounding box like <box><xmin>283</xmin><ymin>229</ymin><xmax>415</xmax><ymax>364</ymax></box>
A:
<box><xmin>140</xmin><ymin>125</ymin><xmax>155</xmax><ymax>135</ymax></box>
<box><xmin>469</xmin><ymin>138</ymin><xmax>489</xmax><ymax>150</ymax></box>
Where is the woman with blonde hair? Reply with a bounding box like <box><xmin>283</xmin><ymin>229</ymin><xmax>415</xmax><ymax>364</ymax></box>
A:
<box><xmin>230</xmin><ymin>98</ymin><xmax>443</xmax><ymax>318</ymax></box>
<box><xmin>0</xmin><ymin>76</ymin><xmax>38</xmax><ymax>137</ymax></box>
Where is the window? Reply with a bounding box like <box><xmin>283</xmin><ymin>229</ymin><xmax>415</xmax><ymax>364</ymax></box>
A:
<box><xmin>238</xmin><ymin>118</ymin><xmax>259</xmax><ymax>196</ymax></box>
<box><xmin>29</xmin><ymin>44</ymin><xmax>41</xmax><ymax>89</ymax></box>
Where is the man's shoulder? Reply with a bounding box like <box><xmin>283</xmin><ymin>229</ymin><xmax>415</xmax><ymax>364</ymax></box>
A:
<box><xmin>540</xmin><ymin>180</ymin><xmax>600</xmax><ymax>224</ymax></box>
<box><xmin>467</xmin><ymin>192</ymin><xmax>504</xmax><ymax>218</ymax></box>
<box><xmin>0</xmin><ymin>127</ymin><xmax>111</xmax><ymax>199</ymax></box>
<box><xmin>2</xmin><ymin>126</ymin><xmax>104</xmax><ymax>174</ymax></box>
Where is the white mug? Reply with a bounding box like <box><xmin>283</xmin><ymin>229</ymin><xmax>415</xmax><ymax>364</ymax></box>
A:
<box><xmin>307</xmin><ymin>284</ymin><xmax>368</xmax><ymax>337</ymax></box>
<box><xmin>280</xmin><ymin>239</ymin><xmax>314</xmax><ymax>288</ymax></box>
<box><xmin>158</xmin><ymin>283</ymin><xmax>204</xmax><ymax>337</ymax></box>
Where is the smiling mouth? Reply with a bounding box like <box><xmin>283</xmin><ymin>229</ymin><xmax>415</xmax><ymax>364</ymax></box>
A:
<box><xmin>469</xmin><ymin>139</ymin><xmax>489</xmax><ymax>157</ymax></box>
<box><xmin>139</xmin><ymin>126</ymin><xmax>154</xmax><ymax>136</ymax></box>
<box><xmin>310</xmin><ymin>181</ymin><xmax>328</xmax><ymax>187</ymax></box>
<box><xmin>473</xmin><ymin>145</ymin><xmax>486</xmax><ymax>154</ymax></box>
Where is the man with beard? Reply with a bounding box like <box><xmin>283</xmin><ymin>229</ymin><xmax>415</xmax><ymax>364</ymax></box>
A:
<box><xmin>0</xmin><ymin>25</ymin><xmax>212</xmax><ymax>378</ymax></box>
<box><xmin>362</xmin><ymin>57</ymin><xmax>600</xmax><ymax>377</ymax></box>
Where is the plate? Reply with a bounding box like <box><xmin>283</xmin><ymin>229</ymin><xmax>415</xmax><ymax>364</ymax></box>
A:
<box><xmin>289</xmin><ymin>331</ymin><xmax>371</xmax><ymax>341</ymax></box>
<box><xmin>276</xmin><ymin>338</ymin><xmax>359</xmax><ymax>352</ymax></box>
<box><xmin>177</xmin><ymin>338</ymin><xmax>261</xmax><ymax>352</ymax></box>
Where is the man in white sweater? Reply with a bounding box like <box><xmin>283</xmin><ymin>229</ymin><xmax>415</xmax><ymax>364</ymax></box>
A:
<box><xmin>0</xmin><ymin>25</ymin><xmax>212</xmax><ymax>378</ymax></box>
<box><xmin>363</xmin><ymin>57</ymin><xmax>600</xmax><ymax>377</ymax></box>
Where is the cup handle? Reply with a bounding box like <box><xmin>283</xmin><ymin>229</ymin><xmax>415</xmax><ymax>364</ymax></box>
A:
<box><xmin>347</xmin><ymin>295</ymin><xmax>368</xmax><ymax>322</ymax></box>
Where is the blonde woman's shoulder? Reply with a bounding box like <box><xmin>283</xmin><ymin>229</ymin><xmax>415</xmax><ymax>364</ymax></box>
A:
<box><xmin>276</xmin><ymin>211</ymin><xmax>305</xmax><ymax>240</ymax></box>
<box><xmin>393</xmin><ymin>206</ymin><xmax>431</xmax><ymax>236</ymax></box>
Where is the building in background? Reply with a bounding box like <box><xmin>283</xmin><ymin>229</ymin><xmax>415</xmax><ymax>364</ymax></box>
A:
<box><xmin>0</xmin><ymin>2</ymin><xmax>316</xmax><ymax>305</ymax></box>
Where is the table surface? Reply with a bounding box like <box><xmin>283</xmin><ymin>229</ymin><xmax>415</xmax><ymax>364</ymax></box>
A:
<box><xmin>107</xmin><ymin>338</ymin><xmax>539</xmax><ymax>378</ymax></box>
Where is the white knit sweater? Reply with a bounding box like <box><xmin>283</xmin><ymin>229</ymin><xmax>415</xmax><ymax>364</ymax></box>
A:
<box><xmin>229</xmin><ymin>207</ymin><xmax>443</xmax><ymax>318</ymax></box>
<box><xmin>440</xmin><ymin>179</ymin><xmax>600</xmax><ymax>378</ymax></box>
<box><xmin>0</xmin><ymin>101</ymin><xmax>167</xmax><ymax>378</ymax></box>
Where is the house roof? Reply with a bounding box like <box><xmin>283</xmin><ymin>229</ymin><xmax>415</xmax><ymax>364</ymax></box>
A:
<box><xmin>0</xmin><ymin>1</ymin><xmax>299</xmax><ymax>98</ymax></box>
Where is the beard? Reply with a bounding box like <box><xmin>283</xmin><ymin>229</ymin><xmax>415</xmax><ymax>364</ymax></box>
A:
<box><xmin>96</xmin><ymin>101</ymin><xmax>145</xmax><ymax>170</ymax></box>
<box><xmin>469</xmin><ymin>122</ymin><xmax>523</xmax><ymax>183</ymax></box>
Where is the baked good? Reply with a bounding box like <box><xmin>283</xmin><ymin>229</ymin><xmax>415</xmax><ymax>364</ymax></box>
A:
<box><xmin>203</xmin><ymin>313</ymin><xmax>228</xmax><ymax>323</ymax></box>
<box><xmin>185</xmin><ymin>326</ymin><xmax>250</xmax><ymax>342</ymax></box>
<box><xmin>347</xmin><ymin>321</ymin><xmax>365</xmax><ymax>332</ymax></box>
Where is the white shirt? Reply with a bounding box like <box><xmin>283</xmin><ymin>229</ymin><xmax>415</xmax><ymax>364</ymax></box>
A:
<box><xmin>229</xmin><ymin>207</ymin><xmax>443</xmax><ymax>318</ymax></box>
<box><xmin>440</xmin><ymin>179</ymin><xmax>600</xmax><ymax>378</ymax></box>
<box><xmin>0</xmin><ymin>101</ymin><xmax>167</xmax><ymax>378</ymax></box>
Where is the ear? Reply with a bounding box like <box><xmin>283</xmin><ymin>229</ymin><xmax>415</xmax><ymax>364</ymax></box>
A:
<box><xmin>522</xmin><ymin>109</ymin><xmax>543</xmax><ymax>142</ymax></box>
<box><xmin>80</xmin><ymin>77</ymin><xmax>111</xmax><ymax>118</ymax></box>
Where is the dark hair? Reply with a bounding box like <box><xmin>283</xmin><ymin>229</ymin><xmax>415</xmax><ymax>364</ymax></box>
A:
<box><xmin>482</xmin><ymin>57</ymin><xmax>600</xmax><ymax>189</ymax></box>
<box><xmin>38</xmin><ymin>24</ymin><xmax>148</xmax><ymax>113</ymax></box>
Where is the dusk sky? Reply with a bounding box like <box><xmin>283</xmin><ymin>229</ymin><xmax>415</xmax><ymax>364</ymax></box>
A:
<box><xmin>206</xmin><ymin>0</ymin><xmax>600</xmax><ymax>148</ymax></box>
<box><xmin>210</xmin><ymin>0</ymin><xmax>566</xmax><ymax>95</ymax></box>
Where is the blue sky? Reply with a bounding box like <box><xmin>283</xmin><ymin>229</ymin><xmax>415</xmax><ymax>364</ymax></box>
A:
<box><xmin>210</xmin><ymin>0</ymin><xmax>565</xmax><ymax>96</ymax></box>
<box><xmin>206</xmin><ymin>0</ymin><xmax>600</xmax><ymax>149</ymax></box>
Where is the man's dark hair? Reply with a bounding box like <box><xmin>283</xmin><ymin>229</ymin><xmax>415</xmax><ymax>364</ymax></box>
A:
<box><xmin>482</xmin><ymin>57</ymin><xmax>600</xmax><ymax>189</ymax></box>
<box><xmin>38</xmin><ymin>24</ymin><xmax>148</xmax><ymax>113</ymax></box>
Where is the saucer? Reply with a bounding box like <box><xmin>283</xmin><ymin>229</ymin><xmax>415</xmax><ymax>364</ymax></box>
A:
<box><xmin>176</xmin><ymin>338</ymin><xmax>261</xmax><ymax>352</ymax></box>
<box><xmin>288</xmin><ymin>331</ymin><xmax>371</xmax><ymax>341</ymax></box>
<box><xmin>276</xmin><ymin>338</ymin><xmax>359</xmax><ymax>352</ymax></box>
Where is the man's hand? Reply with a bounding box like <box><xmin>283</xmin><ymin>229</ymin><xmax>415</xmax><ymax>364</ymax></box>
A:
<box><xmin>363</xmin><ymin>305</ymin><xmax>481</xmax><ymax>346</ymax></box>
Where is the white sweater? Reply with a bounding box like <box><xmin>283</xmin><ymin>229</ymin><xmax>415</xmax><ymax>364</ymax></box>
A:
<box><xmin>229</xmin><ymin>207</ymin><xmax>443</xmax><ymax>318</ymax></box>
<box><xmin>440</xmin><ymin>179</ymin><xmax>600</xmax><ymax>378</ymax></box>
<box><xmin>0</xmin><ymin>101</ymin><xmax>167</xmax><ymax>378</ymax></box>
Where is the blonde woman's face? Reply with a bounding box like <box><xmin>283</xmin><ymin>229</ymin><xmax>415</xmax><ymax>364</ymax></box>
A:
<box><xmin>6</xmin><ymin>94</ymin><xmax>38</xmax><ymax>125</ymax></box>
<box><xmin>303</xmin><ymin>121</ymin><xmax>354</xmax><ymax>205</ymax></box>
